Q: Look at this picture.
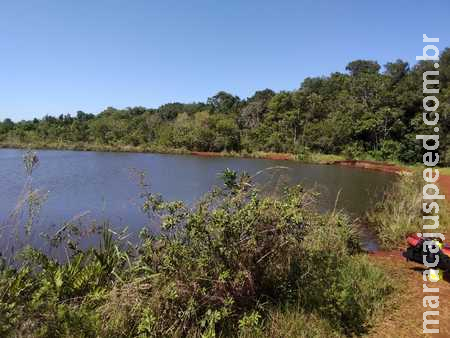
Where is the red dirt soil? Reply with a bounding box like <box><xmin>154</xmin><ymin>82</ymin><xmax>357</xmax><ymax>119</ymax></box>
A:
<box><xmin>438</xmin><ymin>174</ymin><xmax>450</xmax><ymax>199</ymax></box>
<box><xmin>333</xmin><ymin>160</ymin><xmax>410</xmax><ymax>174</ymax></box>
<box><xmin>190</xmin><ymin>151</ymin><xmax>226</xmax><ymax>157</ymax></box>
<box><xmin>368</xmin><ymin>172</ymin><xmax>450</xmax><ymax>338</ymax></box>
<box><xmin>368</xmin><ymin>249</ymin><xmax>450</xmax><ymax>338</ymax></box>
<box><xmin>190</xmin><ymin>151</ymin><xmax>294</xmax><ymax>161</ymax></box>
<box><xmin>347</xmin><ymin>162</ymin><xmax>450</xmax><ymax>337</ymax></box>
<box><xmin>257</xmin><ymin>153</ymin><xmax>293</xmax><ymax>160</ymax></box>
<box><xmin>332</xmin><ymin>161</ymin><xmax>450</xmax><ymax>336</ymax></box>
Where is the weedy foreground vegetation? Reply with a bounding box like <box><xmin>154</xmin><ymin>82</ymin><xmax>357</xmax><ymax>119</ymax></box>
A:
<box><xmin>0</xmin><ymin>152</ymin><xmax>397</xmax><ymax>337</ymax></box>
<box><xmin>368</xmin><ymin>172</ymin><xmax>450</xmax><ymax>249</ymax></box>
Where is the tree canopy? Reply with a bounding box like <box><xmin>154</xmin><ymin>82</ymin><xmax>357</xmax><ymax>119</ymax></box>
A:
<box><xmin>1</xmin><ymin>48</ymin><xmax>449</xmax><ymax>164</ymax></box>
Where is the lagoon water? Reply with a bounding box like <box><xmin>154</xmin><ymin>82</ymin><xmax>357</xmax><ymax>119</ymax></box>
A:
<box><xmin>0</xmin><ymin>149</ymin><xmax>395</xmax><ymax>249</ymax></box>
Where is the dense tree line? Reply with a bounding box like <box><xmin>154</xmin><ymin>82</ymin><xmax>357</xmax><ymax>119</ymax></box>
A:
<box><xmin>1</xmin><ymin>49</ymin><xmax>449</xmax><ymax>164</ymax></box>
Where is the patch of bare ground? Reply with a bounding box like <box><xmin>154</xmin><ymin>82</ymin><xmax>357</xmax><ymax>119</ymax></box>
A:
<box><xmin>333</xmin><ymin>160</ymin><xmax>410</xmax><ymax>174</ymax></box>
<box><xmin>438</xmin><ymin>174</ymin><xmax>450</xmax><ymax>199</ymax></box>
<box><xmin>368</xmin><ymin>248</ymin><xmax>450</xmax><ymax>337</ymax></box>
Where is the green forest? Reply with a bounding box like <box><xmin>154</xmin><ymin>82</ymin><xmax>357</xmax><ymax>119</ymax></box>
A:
<box><xmin>1</xmin><ymin>49</ymin><xmax>449</xmax><ymax>164</ymax></box>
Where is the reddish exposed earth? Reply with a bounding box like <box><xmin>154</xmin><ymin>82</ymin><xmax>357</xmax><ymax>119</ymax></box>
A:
<box><xmin>438</xmin><ymin>173</ymin><xmax>450</xmax><ymax>199</ymax></box>
<box><xmin>368</xmin><ymin>249</ymin><xmax>450</xmax><ymax>338</ymax></box>
<box><xmin>190</xmin><ymin>151</ymin><xmax>294</xmax><ymax>160</ymax></box>
<box><xmin>326</xmin><ymin>160</ymin><xmax>450</xmax><ymax>337</ymax></box>
<box><xmin>368</xmin><ymin>168</ymin><xmax>450</xmax><ymax>337</ymax></box>
<box><xmin>333</xmin><ymin>160</ymin><xmax>410</xmax><ymax>174</ymax></box>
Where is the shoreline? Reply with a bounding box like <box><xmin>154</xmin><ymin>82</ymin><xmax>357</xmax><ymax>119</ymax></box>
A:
<box><xmin>3</xmin><ymin>144</ymin><xmax>450</xmax><ymax>336</ymax></box>
<box><xmin>3</xmin><ymin>141</ymin><xmax>450</xmax><ymax>206</ymax></box>
<box><xmin>0</xmin><ymin>142</ymin><xmax>324</xmax><ymax>162</ymax></box>
<box><xmin>0</xmin><ymin>141</ymin><xmax>419</xmax><ymax>174</ymax></box>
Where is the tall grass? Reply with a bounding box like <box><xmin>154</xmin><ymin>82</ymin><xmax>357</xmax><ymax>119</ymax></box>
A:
<box><xmin>367</xmin><ymin>172</ymin><xmax>450</xmax><ymax>249</ymax></box>
<box><xmin>440</xmin><ymin>167</ymin><xmax>450</xmax><ymax>175</ymax></box>
<box><xmin>251</xmin><ymin>309</ymin><xmax>343</xmax><ymax>338</ymax></box>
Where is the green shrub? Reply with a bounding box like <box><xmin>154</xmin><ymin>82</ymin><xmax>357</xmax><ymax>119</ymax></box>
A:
<box><xmin>97</xmin><ymin>172</ymin><xmax>393</xmax><ymax>337</ymax></box>
<box><xmin>343</xmin><ymin>142</ymin><xmax>365</xmax><ymax>160</ymax></box>
<box><xmin>295</xmin><ymin>145</ymin><xmax>312</xmax><ymax>161</ymax></box>
<box><xmin>367</xmin><ymin>172</ymin><xmax>450</xmax><ymax>248</ymax></box>
<box><xmin>379</xmin><ymin>140</ymin><xmax>401</xmax><ymax>161</ymax></box>
<box><xmin>0</xmin><ymin>169</ymin><xmax>395</xmax><ymax>337</ymax></box>
<box><xmin>295</xmin><ymin>214</ymin><xmax>392</xmax><ymax>335</ymax></box>
<box><xmin>367</xmin><ymin>173</ymin><xmax>422</xmax><ymax>248</ymax></box>
<box><xmin>260</xmin><ymin>309</ymin><xmax>342</xmax><ymax>338</ymax></box>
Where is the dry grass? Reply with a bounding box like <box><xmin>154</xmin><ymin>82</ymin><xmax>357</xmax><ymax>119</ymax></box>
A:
<box><xmin>440</xmin><ymin>167</ymin><xmax>450</xmax><ymax>176</ymax></box>
<box><xmin>256</xmin><ymin>309</ymin><xmax>343</xmax><ymax>338</ymax></box>
<box><xmin>367</xmin><ymin>172</ymin><xmax>450</xmax><ymax>249</ymax></box>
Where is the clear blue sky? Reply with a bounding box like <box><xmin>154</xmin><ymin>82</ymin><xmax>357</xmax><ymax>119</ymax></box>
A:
<box><xmin>1</xmin><ymin>0</ymin><xmax>449</xmax><ymax>121</ymax></box>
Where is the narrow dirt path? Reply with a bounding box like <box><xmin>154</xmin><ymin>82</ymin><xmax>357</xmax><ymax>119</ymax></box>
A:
<box><xmin>367</xmin><ymin>249</ymin><xmax>450</xmax><ymax>337</ymax></box>
<box><xmin>366</xmin><ymin>172</ymin><xmax>450</xmax><ymax>337</ymax></box>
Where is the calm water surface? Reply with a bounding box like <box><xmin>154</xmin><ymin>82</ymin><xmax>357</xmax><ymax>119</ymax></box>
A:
<box><xmin>0</xmin><ymin>149</ymin><xmax>395</xmax><ymax>249</ymax></box>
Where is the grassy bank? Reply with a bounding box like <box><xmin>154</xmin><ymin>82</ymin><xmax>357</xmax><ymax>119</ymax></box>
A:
<box><xmin>367</xmin><ymin>172</ymin><xmax>450</xmax><ymax>249</ymax></box>
<box><xmin>0</xmin><ymin>155</ymin><xmax>395</xmax><ymax>337</ymax></box>
<box><xmin>4</xmin><ymin>141</ymin><xmax>450</xmax><ymax>178</ymax></box>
